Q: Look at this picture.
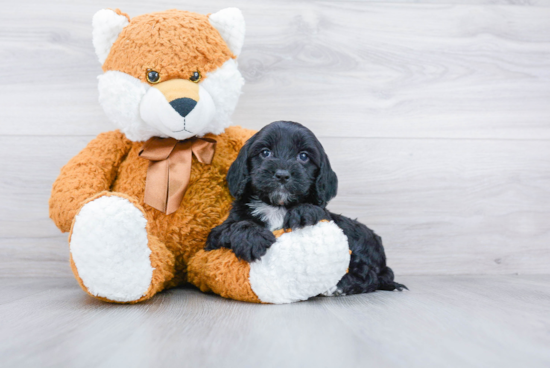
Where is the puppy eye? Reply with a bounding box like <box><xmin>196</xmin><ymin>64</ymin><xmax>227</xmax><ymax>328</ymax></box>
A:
<box><xmin>297</xmin><ymin>152</ymin><xmax>309</xmax><ymax>163</ymax></box>
<box><xmin>190</xmin><ymin>71</ymin><xmax>201</xmax><ymax>83</ymax></box>
<box><xmin>146</xmin><ymin>69</ymin><xmax>160</xmax><ymax>84</ymax></box>
<box><xmin>260</xmin><ymin>149</ymin><xmax>272</xmax><ymax>158</ymax></box>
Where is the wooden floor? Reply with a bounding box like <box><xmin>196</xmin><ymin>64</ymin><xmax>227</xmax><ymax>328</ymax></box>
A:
<box><xmin>1</xmin><ymin>275</ymin><xmax>549</xmax><ymax>368</ymax></box>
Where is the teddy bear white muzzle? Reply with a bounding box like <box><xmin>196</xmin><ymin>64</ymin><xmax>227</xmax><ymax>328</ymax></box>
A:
<box><xmin>140</xmin><ymin>81</ymin><xmax>216</xmax><ymax>140</ymax></box>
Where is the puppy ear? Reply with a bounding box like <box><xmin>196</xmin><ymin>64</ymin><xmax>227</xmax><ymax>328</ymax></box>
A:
<box><xmin>313</xmin><ymin>149</ymin><xmax>338</xmax><ymax>207</ymax></box>
<box><xmin>227</xmin><ymin>134</ymin><xmax>255</xmax><ymax>199</ymax></box>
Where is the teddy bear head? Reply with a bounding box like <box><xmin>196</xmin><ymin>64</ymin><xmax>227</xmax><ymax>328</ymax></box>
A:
<box><xmin>92</xmin><ymin>8</ymin><xmax>245</xmax><ymax>142</ymax></box>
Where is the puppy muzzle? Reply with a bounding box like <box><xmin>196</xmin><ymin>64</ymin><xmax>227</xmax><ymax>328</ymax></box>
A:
<box><xmin>274</xmin><ymin>169</ymin><xmax>291</xmax><ymax>184</ymax></box>
<box><xmin>253</xmin><ymin>162</ymin><xmax>310</xmax><ymax>206</ymax></box>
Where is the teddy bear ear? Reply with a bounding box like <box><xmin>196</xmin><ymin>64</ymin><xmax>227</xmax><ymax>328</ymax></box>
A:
<box><xmin>209</xmin><ymin>8</ymin><xmax>246</xmax><ymax>57</ymax></box>
<box><xmin>92</xmin><ymin>9</ymin><xmax>130</xmax><ymax>65</ymax></box>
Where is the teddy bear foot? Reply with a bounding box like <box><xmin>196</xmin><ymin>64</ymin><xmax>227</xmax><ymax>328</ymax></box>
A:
<box><xmin>248</xmin><ymin>221</ymin><xmax>350</xmax><ymax>304</ymax></box>
<box><xmin>69</xmin><ymin>194</ymin><xmax>155</xmax><ymax>303</ymax></box>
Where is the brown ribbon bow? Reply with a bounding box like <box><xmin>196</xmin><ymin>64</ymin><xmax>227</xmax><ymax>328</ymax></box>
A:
<box><xmin>139</xmin><ymin>137</ymin><xmax>217</xmax><ymax>215</ymax></box>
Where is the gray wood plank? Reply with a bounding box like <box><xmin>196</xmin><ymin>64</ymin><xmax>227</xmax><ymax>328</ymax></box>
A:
<box><xmin>2</xmin><ymin>135</ymin><xmax>549</xmax><ymax>276</ymax></box>
<box><xmin>320</xmin><ymin>275</ymin><xmax>550</xmax><ymax>368</ymax></box>
<box><xmin>0</xmin><ymin>278</ymin><xmax>65</xmax><ymax>305</ymax></box>
<box><xmin>0</xmin><ymin>237</ymin><xmax>72</xmax><ymax>279</ymax></box>
<box><xmin>325</xmin><ymin>137</ymin><xmax>550</xmax><ymax>275</ymax></box>
<box><xmin>352</xmin><ymin>0</ymin><xmax>550</xmax><ymax>5</ymax></box>
<box><xmin>1</xmin><ymin>1</ymin><xmax>549</xmax><ymax>139</ymax></box>
<box><xmin>0</xmin><ymin>276</ymin><xmax>549</xmax><ymax>368</ymax></box>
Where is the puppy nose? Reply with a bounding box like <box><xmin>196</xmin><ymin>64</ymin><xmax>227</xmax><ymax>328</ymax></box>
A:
<box><xmin>274</xmin><ymin>169</ymin><xmax>291</xmax><ymax>183</ymax></box>
<box><xmin>170</xmin><ymin>97</ymin><xmax>197</xmax><ymax>117</ymax></box>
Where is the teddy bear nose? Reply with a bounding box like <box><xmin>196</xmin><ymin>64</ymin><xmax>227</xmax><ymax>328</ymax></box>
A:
<box><xmin>170</xmin><ymin>97</ymin><xmax>197</xmax><ymax>117</ymax></box>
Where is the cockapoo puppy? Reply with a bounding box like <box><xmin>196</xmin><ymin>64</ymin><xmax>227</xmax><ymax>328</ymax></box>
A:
<box><xmin>206</xmin><ymin>121</ymin><xmax>406</xmax><ymax>295</ymax></box>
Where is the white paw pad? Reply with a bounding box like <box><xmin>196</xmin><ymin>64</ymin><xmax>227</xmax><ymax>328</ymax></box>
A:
<box><xmin>70</xmin><ymin>196</ymin><xmax>153</xmax><ymax>302</ymax></box>
<box><xmin>249</xmin><ymin>221</ymin><xmax>350</xmax><ymax>304</ymax></box>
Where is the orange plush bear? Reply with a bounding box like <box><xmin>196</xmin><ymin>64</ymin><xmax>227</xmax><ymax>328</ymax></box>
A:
<box><xmin>49</xmin><ymin>8</ymin><xmax>350</xmax><ymax>304</ymax></box>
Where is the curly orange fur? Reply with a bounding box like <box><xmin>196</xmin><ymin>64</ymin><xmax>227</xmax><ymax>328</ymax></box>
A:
<box><xmin>50</xmin><ymin>7</ymin><xmax>260</xmax><ymax>303</ymax></box>
<box><xmin>102</xmin><ymin>10</ymin><xmax>235</xmax><ymax>84</ymax></box>
<box><xmin>51</xmin><ymin>126</ymin><xmax>256</xmax><ymax>302</ymax></box>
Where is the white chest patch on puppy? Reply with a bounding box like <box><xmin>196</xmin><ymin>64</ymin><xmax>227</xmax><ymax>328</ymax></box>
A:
<box><xmin>247</xmin><ymin>199</ymin><xmax>287</xmax><ymax>231</ymax></box>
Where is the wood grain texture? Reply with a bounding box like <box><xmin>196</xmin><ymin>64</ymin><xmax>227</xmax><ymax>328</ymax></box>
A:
<box><xmin>0</xmin><ymin>0</ymin><xmax>549</xmax><ymax>277</ymax></box>
<box><xmin>358</xmin><ymin>0</ymin><xmax>550</xmax><ymax>5</ymax></box>
<box><xmin>0</xmin><ymin>276</ymin><xmax>549</xmax><ymax>368</ymax></box>
<box><xmin>1</xmin><ymin>136</ymin><xmax>549</xmax><ymax>276</ymax></box>
<box><xmin>0</xmin><ymin>1</ymin><xmax>549</xmax><ymax>139</ymax></box>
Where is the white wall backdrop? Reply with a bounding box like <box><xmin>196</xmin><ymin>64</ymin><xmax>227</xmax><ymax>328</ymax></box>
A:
<box><xmin>1</xmin><ymin>0</ymin><xmax>549</xmax><ymax>277</ymax></box>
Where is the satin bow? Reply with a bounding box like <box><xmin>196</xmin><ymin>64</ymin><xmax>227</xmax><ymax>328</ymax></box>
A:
<box><xmin>139</xmin><ymin>137</ymin><xmax>217</xmax><ymax>215</ymax></box>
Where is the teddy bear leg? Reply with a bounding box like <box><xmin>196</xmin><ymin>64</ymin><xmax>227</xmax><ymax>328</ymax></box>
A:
<box><xmin>248</xmin><ymin>220</ymin><xmax>351</xmax><ymax>304</ymax></box>
<box><xmin>68</xmin><ymin>193</ymin><xmax>176</xmax><ymax>303</ymax></box>
<box><xmin>188</xmin><ymin>221</ymin><xmax>351</xmax><ymax>304</ymax></box>
<box><xmin>187</xmin><ymin>248</ymin><xmax>262</xmax><ymax>303</ymax></box>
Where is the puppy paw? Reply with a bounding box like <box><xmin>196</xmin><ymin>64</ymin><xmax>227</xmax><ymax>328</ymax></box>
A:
<box><xmin>230</xmin><ymin>221</ymin><xmax>277</xmax><ymax>262</ymax></box>
<box><xmin>321</xmin><ymin>285</ymin><xmax>345</xmax><ymax>297</ymax></box>
<box><xmin>283</xmin><ymin>204</ymin><xmax>331</xmax><ymax>230</ymax></box>
<box><xmin>204</xmin><ymin>222</ymin><xmax>231</xmax><ymax>251</ymax></box>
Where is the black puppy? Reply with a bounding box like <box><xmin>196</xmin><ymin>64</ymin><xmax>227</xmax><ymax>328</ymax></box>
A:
<box><xmin>205</xmin><ymin>121</ymin><xmax>406</xmax><ymax>295</ymax></box>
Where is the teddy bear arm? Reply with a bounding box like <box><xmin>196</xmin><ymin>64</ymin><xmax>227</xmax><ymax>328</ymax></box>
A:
<box><xmin>49</xmin><ymin>130</ymin><xmax>133</xmax><ymax>232</ymax></box>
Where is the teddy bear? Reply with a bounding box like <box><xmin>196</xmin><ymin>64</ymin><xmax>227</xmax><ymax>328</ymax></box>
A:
<box><xmin>49</xmin><ymin>8</ymin><xmax>350</xmax><ymax>304</ymax></box>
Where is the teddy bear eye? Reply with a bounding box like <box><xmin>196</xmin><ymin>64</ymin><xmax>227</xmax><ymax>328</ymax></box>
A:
<box><xmin>190</xmin><ymin>71</ymin><xmax>201</xmax><ymax>83</ymax></box>
<box><xmin>146</xmin><ymin>69</ymin><xmax>160</xmax><ymax>84</ymax></box>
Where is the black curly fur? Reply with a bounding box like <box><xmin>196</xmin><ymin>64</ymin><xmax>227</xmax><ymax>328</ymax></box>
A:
<box><xmin>205</xmin><ymin>121</ymin><xmax>406</xmax><ymax>295</ymax></box>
